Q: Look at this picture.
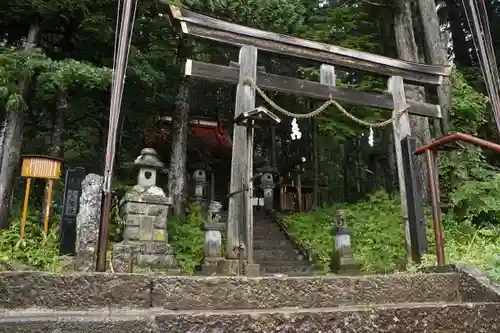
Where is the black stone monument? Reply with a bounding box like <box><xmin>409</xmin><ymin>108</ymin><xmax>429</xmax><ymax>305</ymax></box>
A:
<box><xmin>59</xmin><ymin>167</ymin><xmax>85</xmax><ymax>255</ymax></box>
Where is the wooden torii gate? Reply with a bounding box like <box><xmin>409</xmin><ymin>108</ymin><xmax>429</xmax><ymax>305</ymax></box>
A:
<box><xmin>166</xmin><ymin>4</ymin><xmax>452</xmax><ymax>274</ymax></box>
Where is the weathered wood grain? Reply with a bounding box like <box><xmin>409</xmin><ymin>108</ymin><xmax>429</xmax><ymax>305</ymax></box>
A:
<box><xmin>168</xmin><ymin>4</ymin><xmax>451</xmax><ymax>85</ymax></box>
<box><xmin>389</xmin><ymin>76</ymin><xmax>412</xmax><ymax>260</ymax></box>
<box><xmin>226</xmin><ymin>46</ymin><xmax>257</xmax><ymax>260</ymax></box>
<box><xmin>185</xmin><ymin>60</ymin><xmax>442</xmax><ymax>118</ymax></box>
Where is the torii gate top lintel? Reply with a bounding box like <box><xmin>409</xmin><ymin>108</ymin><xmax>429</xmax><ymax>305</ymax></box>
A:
<box><xmin>166</xmin><ymin>4</ymin><xmax>452</xmax><ymax>86</ymax></box>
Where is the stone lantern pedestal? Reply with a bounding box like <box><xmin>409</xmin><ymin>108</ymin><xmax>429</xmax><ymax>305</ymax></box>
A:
<box><xmin>112</xmin><ymin>148</ymin><xmax>179</xmax><ymax>273</ymax></box>
<box><xmin>203</xmin><ymin>201</ymin><xmax>225</xmax><ymax>275</ymax></box>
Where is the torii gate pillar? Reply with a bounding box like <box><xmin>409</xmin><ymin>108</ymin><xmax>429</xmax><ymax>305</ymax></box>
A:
<box><xmin>219</xmin><ymin>45</ymin><xmax>257</xmax><ymax>275</ymax></box>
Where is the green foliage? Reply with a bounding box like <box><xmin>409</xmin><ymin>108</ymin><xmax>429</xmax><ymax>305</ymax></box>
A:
<box><xmin>36</xmin><ymin>59</ymin><xmax>112</xmax><ymax>100</ymax></box>
<box><xmin>447</xmin><ymin>176</ymin><xmax>500</xmax><ymax>226</ymax></box>
<box><xmin>283</xmin><ymin>210</ymin><xmax>332</xmax><ymax>270</ymax></box>
<box><xmin>285</xmin><ymin>191</ymin><xmax>500</xmax><ymax>280</ymax></box>
<box><xmin>0</xmin><ymin>214</ymin><xmax>67</xmax><ymax>272</ymax></box>
<box><xmin>343</xmin><ymin>191</ymin><xmax>406</xmax><ymax>272</ymax></box>
<box><xmin>284</xmin><ymin>191</ymin><xmax>406</xmax><ymax>273</ymax></box>
<box><xmin>415</xmin><ymin>217</ymin><xmax>500</xmax><ymax>281</ymax></box>
<box><xmin>437</xmin><ymin>70</ymin><xmax>500</xmax><ymax>227</ymax></box>
<box><xmin>450</xmin><ymin>71</ymin><xmax>489</xmax><ymax>134</ymax></box>
<box><xmin>167</xmin><ymin>204</ymin><xmax>204</xmax><ymax>274</ymax></box>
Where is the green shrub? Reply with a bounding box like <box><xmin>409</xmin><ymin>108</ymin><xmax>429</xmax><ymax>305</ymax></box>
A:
<box><xmin>0</xmin><ymin>214</ymin><xmax>65</xmax><ymax>271</ymax></box>
<box><xmin>415</xmin><ymin>216</ymin><xmax>500</xmax><ymax>281</ymax></box>
<box><xmin>284</xmin><ymin>190</ymin><xmax>406</xmax><ymax>273</ymax></box>
<box><xmin>447</xmin><ymin>176</ymin><xmax>500</xmax><ymax>227</ymax></box>
<box><xmin>283</xmin><ymin>209</ymin><xmax>333</xmax><ymax>271</ymax></box>
<box><xmin>284</xmin><ymin>190</ymin><xmax>500</xmax><ymax>280</ymax></box>
<box><xmin>167</xmin><ymin>204</ymin><xmax>205</xmax><ymax>274</ymax></box>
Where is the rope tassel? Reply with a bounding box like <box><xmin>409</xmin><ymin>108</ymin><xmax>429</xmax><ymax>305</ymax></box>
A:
<box><xmin>290</xmin><ymin>118</ymin><xmax>302</xmax><ymax>140</ymax></box>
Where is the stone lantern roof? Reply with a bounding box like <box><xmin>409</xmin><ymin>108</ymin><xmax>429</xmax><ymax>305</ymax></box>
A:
<box><xmin>257</xmin><ymin>163</ymin><xmax>278</xmax><ymax>175</ymax></box>
<box><xmin>134</xmin><ymin>148</ymin><xmax>164</xmax><ymax>169</ymax></box>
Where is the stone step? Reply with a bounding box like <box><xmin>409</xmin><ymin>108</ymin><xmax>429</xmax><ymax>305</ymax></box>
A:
<box><xmin>252</xmin><ymin>231</ymin><xmax>292</xmax><ymax>238</ymax></box>
<box><xmin>253</xmin><ymin>242</ymin><xmax>300</xmax><ymax>251</ymax></box>
<box><xmin>259</xmin><ymin>262</ymin><xmax>313</xmax><ymax>274</ymax></box>
<box><xmin>253</xmin><ymin>238</ymin><xmax>297</xmax><ymax>246</ymax></box>
<box><xmin>254</xmin><ymin>249</ymin><xmax>304</xmax><ymax>262</ymax></box>
<box><xmin>151</xmin><ymin>272</ymin><xmax>461</xmax><ymax>310</ymax></box>
<box><xmin>0</xmin><ymin>272</ymin><xmax>463</xmax><ymax>311</ymax></box>
<box><xmin>2</xmin><ymin>302</ymin><xmax>499</xmax><ymax>332</ymax></box>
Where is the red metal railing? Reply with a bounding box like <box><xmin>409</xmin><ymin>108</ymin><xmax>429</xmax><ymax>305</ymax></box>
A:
<box><xmin>414</xmin><ymin>132</ymin><xmax>500</xmax><ymax>266</ymax></box>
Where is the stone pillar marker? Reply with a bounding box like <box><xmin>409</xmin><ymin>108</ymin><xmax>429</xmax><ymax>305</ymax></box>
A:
<box><xmin>203</xmin><ymin>201</ymin><xmax>225</xmax><ymax>275</ymax></box>
<box><xmin>112</xmin><ymin>148</ymin><xmax>179</xmax><ymax>273</ymax></box>
<box><xmin>75</xmin><ymin>174</ymin><xmax>104</xmax><ymax>271</ymax></box>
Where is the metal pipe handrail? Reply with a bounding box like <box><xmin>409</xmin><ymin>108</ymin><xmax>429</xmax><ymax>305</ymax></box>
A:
<box><xmin>415</xmin><ymin>132</ymin><xmax>500</xmax><ymax>155</ymax></box>
<box><xmin>414</xmin><ymin>132</ymin><xmax>500</xmax><ymax>267</ymax></box>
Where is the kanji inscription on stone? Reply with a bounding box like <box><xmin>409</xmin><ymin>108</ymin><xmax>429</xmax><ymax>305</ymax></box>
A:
<box><xmin>59</xmin><ymin>167</ymin><xmax>86</xmax><ymax>255</ymax></box>
<box><xmin>65</xmin><ymin>190</ymin><xmax>79</xmax><ymax>216</ymax></box>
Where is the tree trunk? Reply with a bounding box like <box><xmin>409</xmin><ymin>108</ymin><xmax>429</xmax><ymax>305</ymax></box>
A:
<box><xmin>168</xmin><ymin>81</ymin><xmax>190</xmax><ymax>216</ymax></box>
<box><xmin>417</xmin><ymin>0</ymin><xmax>452</xmax><ymax>134</ymax></box>
<box><xmin>42</xmin><ymin>89</ymin><xmax>66</xmax><ymax>220</ymax></box>
<box><xmin>393</xmin><ymin>0</ymin><xmax>431</xmax><ymax>262</ymax></box>
<box><xmin>0</xmin><ymin>23</ymin><xmax>40</xmax><ymax>229</ymax></box>
<box><xmin>50</xmin><ymin>89</ymin><xmax>66</xmax><ymax>158</ymax></box>
<box><xmin>393</xmin><ymin>0</ymin><xmax>431</xmax><ymax>200</ymax></box>
<box><xmin>0</xmin><ymin>119</ymin><xmax>7</xmax><ymax>170</ymax></box>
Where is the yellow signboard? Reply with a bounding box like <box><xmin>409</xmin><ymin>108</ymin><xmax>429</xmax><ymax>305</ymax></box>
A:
<box><xmin>21</xmin><ymin>155</ymin><xmax>62</xmax><ymax>179</ymax></box>
<box><xmin>20</xmin><ymin>155</ymin><xmax>63</xmax><ymax>240</ymax></box>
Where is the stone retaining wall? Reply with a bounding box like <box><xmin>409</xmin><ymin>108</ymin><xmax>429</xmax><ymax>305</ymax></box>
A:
<box><xmin>1</xmin><ymin>269</ymin><xmax>498</xmax><ymax>311</ymax></box>
<box><xmin>2</xmin><ymin>303</ymin><xmax>500</xmax><ymax>333</ymax></box>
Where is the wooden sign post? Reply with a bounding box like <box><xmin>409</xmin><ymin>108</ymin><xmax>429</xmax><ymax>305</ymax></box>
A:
<box><xmin>20</xmin><ymin>155</ymin><xmax>62</xmax><ymax>239</ymax></box>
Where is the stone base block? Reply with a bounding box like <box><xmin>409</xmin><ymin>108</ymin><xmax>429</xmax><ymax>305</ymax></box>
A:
<box><xmin>73</xmin><ymin>249</ymin><xmax>96</xmax><ymax>272</ymax></box>
<box><xmin>112</xmin><ymin>243</ymin><xmax>133</xmax><ymax>273</ymax></box>
<box><xmin>244</xmin><ymin>263</ymin><xmax>261</xmax><ymax>277</ymax></box>
<box><xmin>331</xmin><ymin>254</ymin><xmax>360</xmax><ymax>275</ymax></box>
<box><xmin>218</xmin><ymin>259</ymin><xmax>242</xmax><ymax>276</ymax></box>
<box><xmin>136</xmin><ymin>253</ymin><xmax>177</xmax><ymax>270</ymax></box>
<box><xmin>111</xmin><ymin>241</ymin><xmax>179</xmax><ymax>273</ymax></box>
<box><xmin>203</xmin><ymin>257</ymin><xmax>223</xmax><ymax>275</ymax></box>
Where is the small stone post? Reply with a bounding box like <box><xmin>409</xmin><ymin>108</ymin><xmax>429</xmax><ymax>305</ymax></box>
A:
<box><xmin>331</xmin><ymin>210</ymin><xmax>359</xmax><ymax>275</ymax></box>
<box><xmin>74</xmin><ymin>174</ymin><xmax>104</xmax><ymax>271</ymax></box>
<box><xmin>203</xmin><ymin>201</ymin><xmax>225</xmax><ymax>275</ymax></box>
<box><xmin>112</xmin><ymin>148</ymin><xmax>178</xmax><ymax>273</ymax></box>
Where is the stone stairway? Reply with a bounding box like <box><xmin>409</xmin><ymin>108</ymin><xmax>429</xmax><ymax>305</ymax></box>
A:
<box><xmin>220</xmin><ymin>208</ymin><xmax>313</xmax><ymax>275</ymax></box>
<box><xmin>1</xmin><ymin>266</ymin><xmax>499</xmax><ymax>332</ymax></box>
<box><xmin>253</xmin><ymin>208</ymin><xmax>313</xmax><ymax>275</ymax></box>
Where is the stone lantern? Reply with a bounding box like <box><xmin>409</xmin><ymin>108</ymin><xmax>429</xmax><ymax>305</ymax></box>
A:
<box><xmin>189</xmin><ymin>161</ymin><xmax>208</xmax><ymax>205</ymax></box>
<box><xmin>112</xmin><ymin>148</ymin><xmax>178</xmax><ymax>273</ymax></box>
<box><xmin>258</xmin><ymin>164</ymin><xmax>277</xmax><ymax>211</ymax></box>
<box><xmin>193</xmin><ymin>169</ymin><xmax>207</xmax><ymax>202</ymax></box>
